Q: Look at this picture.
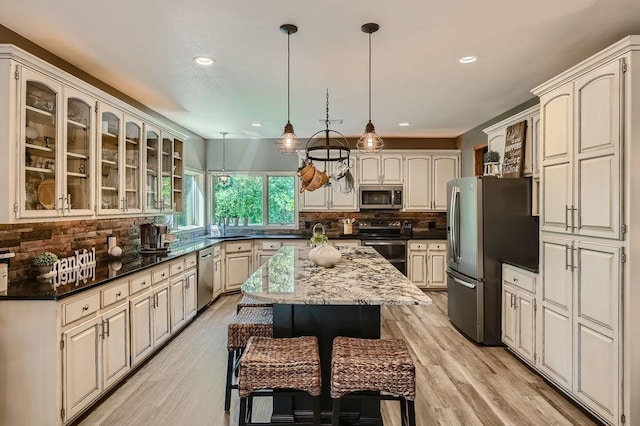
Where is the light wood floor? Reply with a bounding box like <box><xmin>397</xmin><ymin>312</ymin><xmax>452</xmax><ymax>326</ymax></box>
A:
<box><xmin>78</xmin><ymin>293</ymin><xmax>597</xmax><ymax>426</ymax></box>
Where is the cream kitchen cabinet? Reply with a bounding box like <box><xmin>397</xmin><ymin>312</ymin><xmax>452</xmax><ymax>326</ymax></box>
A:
<box><xmin>538</xmin><ymin>60</ymin><xmax>621</xmax><ymax>240</ymax></box>
<box><xmin>62</xmin><ymin>301</ymin><xmax>130</xmax><ymax>421</ymax></box>
<box><xmin>16</xmin><ymin>67</ymin><xmax>98</xmax><ymax>219</ymax></box>
<box><xmin>0</xmin><ymin>44</ymin><xmax>188</xmax><ymax>223</ymax></box>
<box><xmin>299</xmin><ymin>160</ymin><xmax>358</xmax><ymax>211</ymax></box>
<box><xmin>483</xmin><ymin>105</ymin><xmax>540</xmax><ymax>178</ymax></box>
<box><xmin>426</xmin><ymin>241</ymin><xmax>447</xmax><ymax>288</ymax></box>
<box><xmin>224</xmin><ymin>241</ymin><xmax>253</xmax><ymax>291</ymax></box>
<box><xmin>539</xmin><ymin>235</ymin><xmax>621</xmax><ymax>423</ymax></box>
<box><xmin>213</xmin><ymin>244</ymin><xmax>224</xmax><ymax>299</ymax></box>
<box><xmin>407</xmin><ymin>241</ymin><xmax>428</xmax><ymax>287</ymax></box>
<box><xmin>501</xmin><ymin>264</ymin><xmax>536</xmax><ymax>365</ymax></box>
<box><xmin>404</xmin><ymin>153</ymin><xmax>459</xmax><ymax>211</ymax></box>
<box><xmin>97</xmin><ymin>103</ymin><xmax>144</xmax><ymax>215</ymax></box>
<box><xmin>358</xmin><ymin>153</ymin><xmax>403</xmax><ymax>185</ymax></box>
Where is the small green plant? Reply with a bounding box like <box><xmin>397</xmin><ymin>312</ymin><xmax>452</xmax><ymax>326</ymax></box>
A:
<box><xmin>484</xmin><ymin>150</ymin><xmax>500</xmax><ymax>163</ymax></box>
<box><xmin>33</xmin><ymin>251</ymin><xmax>58</xmax><ymax>267</ymax></box>
<box><xmin>310</xmin><ymin>232</ymin><xmax>328</xmax><ymax>246</ymax></box>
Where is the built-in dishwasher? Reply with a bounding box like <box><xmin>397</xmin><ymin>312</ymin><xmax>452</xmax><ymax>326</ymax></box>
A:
<box><xmin>198</xmin><ymin>247</ymin><xmax>214</xmax><ymax>311</ymax></box>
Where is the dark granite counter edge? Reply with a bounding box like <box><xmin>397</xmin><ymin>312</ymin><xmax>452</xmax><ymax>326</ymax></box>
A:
<box><xmin>1</xmin><ymin>232</ymin><xmax>448</xmax><ymax>301</ymax></box>
<box><xmin>501</xmin><ymin>258</ymin><xmax>539</xmax><ymax>274</ymax></box>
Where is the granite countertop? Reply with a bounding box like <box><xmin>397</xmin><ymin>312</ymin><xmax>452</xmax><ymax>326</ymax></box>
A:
<box><xmin>241</xmin><ymin>246</ymin><xmax>432</xmax><ymax>306</ymax></box>
<box><xmin>1</xmin><ymin>232</ymin><xmax>446</xmax><ymax>301</ymax></box>
<box><xmin>501</xmin><ymin>258</ymin><xmax>539</xmax><ymax>274</ymax></box>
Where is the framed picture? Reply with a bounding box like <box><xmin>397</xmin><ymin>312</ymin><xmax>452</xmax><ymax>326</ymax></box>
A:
<box><xmin>503</xmin><ymin>121</ymin><xmax>527</xmax><ymax>178</ymax></box>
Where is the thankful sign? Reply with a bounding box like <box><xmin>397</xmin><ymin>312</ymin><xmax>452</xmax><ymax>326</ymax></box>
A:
<box><xmin>502</xmin><ymin>121</ymin><xmax>527</xmax><ymax>178</ymax></box>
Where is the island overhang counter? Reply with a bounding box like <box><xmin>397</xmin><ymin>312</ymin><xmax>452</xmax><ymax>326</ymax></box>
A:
<box><xmin>241</xmin><ymin>245</ymin><xmax>431</xmax><ymax>424</ymax></box>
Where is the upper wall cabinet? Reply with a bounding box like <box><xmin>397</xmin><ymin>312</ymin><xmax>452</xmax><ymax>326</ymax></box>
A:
<box><xmin>0</xmin><ymin>45</ymin><xmax>188</xmax><ymax>223</ymax></box>
<box><xmin>404</xmin><ymin>153</ymin><xmax>459</xmax><ymax>211</ymax></box>
<box><xmin>483</xmin><ymin>105</ymin><xmax>540</xmax><ymax>178</ymax></box>
<box><xmin>358</xmin><ymin>154</ymin><xmax>403</xmax><ymax>185</ymax></box>
<box><xmin>538</xmin><ymin>60</ymin><xmax>622</xmax><ymax>239</ymax></box>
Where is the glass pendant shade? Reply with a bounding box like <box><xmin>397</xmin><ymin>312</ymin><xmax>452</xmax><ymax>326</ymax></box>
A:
<box><xmin>357</xmin><ymin>121</ymin><xmax>384</xmax><ymax>153</ymax></box>
<box><xmin>276</xmin><ymin>121</ymin><xmax>300</xmax><ymax>154</ymax></box>
<box><xmin>358</xmin><ymin>22</ymin><xmax>383</xmax><ymax>154</ymax></box>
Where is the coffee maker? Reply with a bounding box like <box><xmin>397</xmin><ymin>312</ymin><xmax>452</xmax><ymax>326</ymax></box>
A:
<box><xmin>140</xmin><ymin>222</ymin><xmax>169</xmax><ymax>254</ymax></box>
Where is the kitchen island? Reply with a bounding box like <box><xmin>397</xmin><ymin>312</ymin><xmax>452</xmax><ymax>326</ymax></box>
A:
<box><xmin>242</xmin><ymin>245</ymin><xmax>430</xmax><ymax>425</ymax></box>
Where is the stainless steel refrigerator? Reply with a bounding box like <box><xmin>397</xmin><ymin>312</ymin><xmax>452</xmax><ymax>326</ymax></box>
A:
<box><xmin>446</xmin><ymin>176</ymin><xmax>538</xmax><ymax>345</ymax></box>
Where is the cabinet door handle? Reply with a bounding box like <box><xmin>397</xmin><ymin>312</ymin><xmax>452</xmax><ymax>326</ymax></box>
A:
<box><xmin>116</xmin><ymin>291</ymin><xmax>122</xmax><ymax>297</ymax></box>
<box><xmin>58</xmin><ymin>197</ymin><xmax>66</xmax><ymax>214</ymax></box>
<box><xmin>82</xmin><ymin>304</ymin><xmax>89</xmax><ymax>311</ymax></box>
<box><xmin>66</xmin><ymin>194</ymin><xmax>72</xmax><ymax>212</ymax></box>
<box><xmin>104</xmin><ymin>318</ymin><xmax>110</xmax><ymax>338</ymax></box>
<box><xmin>150</xmin><ymin>295</ymin><xmax>156</xmax><ymax>309</ymax></box>
<box><xmin>571</xmin><ymin>206</ymin><xmax>577</xmax><ymax>231</ymax></box>
<box><xmin>513</xmin><ymin>277</ymin><xmax>518</xmax><ymax>282</ymax></box>
<box><xmin>565</xmin><ymin>205</ymin><xmax>571</xmax><ymax>231</ymax></box>
<box><xmin>565</xmin><ymin>244</ymin><xmax>570</xmax><ymax>270</ymax></box>
<box><xmin>570</xmin><ymin>244</ymin><xmax>577</xmax><ymax>271</ymax></box>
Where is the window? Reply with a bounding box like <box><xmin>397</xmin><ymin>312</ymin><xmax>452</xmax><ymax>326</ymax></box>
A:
<box><xmin>173</xmin><ymin>170</ymin><xmax>205</xmax><ymax>230</ymax></box>
<box><xmin>212</xmin><ymin>173</ymin><xmax>296</xmax><ymax>227</ymax></box>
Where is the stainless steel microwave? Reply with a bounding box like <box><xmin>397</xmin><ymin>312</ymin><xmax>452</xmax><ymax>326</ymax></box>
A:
<box><xmin>359</xmin><ymin>185</ymin><xmax>403</xmax><ymax>209</ymax></box>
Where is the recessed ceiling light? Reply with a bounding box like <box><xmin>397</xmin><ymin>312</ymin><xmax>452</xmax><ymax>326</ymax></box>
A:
<box><xmin>193</xmin><ymin>56</ymin><xmax>215</xmax><ymax>65</ymax></box>
<box><xmin>251</xmin><ymin>123</ymin><xmax>263</xmax><ymax>127</ymax></box>
<box><xmin>459</xmin><ymin>55</ymin><xmax>479</xmax><ymax>64</ymax></box>
<box><xmin>398</xmin><ymin>122</ymin><xmax>411</xmax><ymax>127</ymax></box>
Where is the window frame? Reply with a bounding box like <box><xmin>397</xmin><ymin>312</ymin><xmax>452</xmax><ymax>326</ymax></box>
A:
<box><xmin>172</xmin><ymin>168</ymin><xmax>206</xmax><ymax>233</ymax></box>
<box><xmin>209</xmin><ymin>171</ymin><xmax>298</xmax><ymax>230</ymax></box>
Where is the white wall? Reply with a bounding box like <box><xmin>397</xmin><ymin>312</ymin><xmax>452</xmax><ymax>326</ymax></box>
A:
<box><xmin>184</xmin><ymin>137</ymin><xmax>206</xmax><ymax>171</ymax></box>
<box><xmin>206</xmin><ymin>137</ymin><xmax>299</xmax><ymax>172</ymax></box>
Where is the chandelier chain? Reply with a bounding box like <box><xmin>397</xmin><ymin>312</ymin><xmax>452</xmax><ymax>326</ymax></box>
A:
<box><xmin>368</xmin><ymin>31</ymin><xmax>372</xmax><ymax>122</ymax></box>
<box><xmin>287</xmin><ymin>29</ymin><xmax>291</xmax><ymax>123</ymax></box>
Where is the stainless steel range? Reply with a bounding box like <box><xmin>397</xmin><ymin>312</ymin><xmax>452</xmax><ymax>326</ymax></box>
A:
<box><xmin>358</xmin><ymin>220</ymin><xmax>407</xmax><ymax>275</ymax></box>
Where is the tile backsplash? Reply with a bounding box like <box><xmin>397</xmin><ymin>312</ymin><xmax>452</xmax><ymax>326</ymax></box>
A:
<box><xmin>0</xmin><ymin>217</ymin><xmax>153</xmax><ymax>280</ymax></box>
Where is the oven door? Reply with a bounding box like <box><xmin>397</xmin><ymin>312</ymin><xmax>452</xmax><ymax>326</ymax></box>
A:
<box><xmin>362</xmin><ymin>240</ymin><xmax>407</xmax><ymax>275</ymax></box>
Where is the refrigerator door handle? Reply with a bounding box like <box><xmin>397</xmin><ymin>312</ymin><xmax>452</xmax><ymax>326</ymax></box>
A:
<box><xmin>447</xmin><ymin>271</ymin><xmax>476</xmax><ymax>289</ymax></box>
<box><xmin>449</xmin><ymin>186</ymin><xmax>460</xmax><ymax>262</ymax></box>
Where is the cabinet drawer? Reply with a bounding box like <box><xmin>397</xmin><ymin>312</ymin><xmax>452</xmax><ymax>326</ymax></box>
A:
<box><xmin>101</xmin><ymin>281</ymin><xmax>129</xmax><ymax>308</ymax></box>
<box><xmin>428</xmin><ymin>241</ymin><xmax>446</xmax><ymax>251</ymax></box>
<box><xmin>170</xmin><ymin>259</ymin><xmax>185</xmax><ymax>276</ymax></box>
<box><xmin>213</xmin><ymin>245</ymin><xmax>221</xmax><ymax>256</ymax></box>
<box><xmin>226</xmin><ymin>242</ymin><xmax>252</xmax><ymax>253</ymax></box>
<box><xmin>130</xmin><ymin>272</ymin><xmax>152</xmax><ymax>295</ymax></box>
<box><xmin>185</xmin><ymin>254</ymin><xmax>197</xmax><ymax>269</ymax></box>
<box><xmin>260</xmin><ymin>241</ymin><xmax>282</xmax><ymax>250</ymax></box>
<box><xmin>409</xmin><ymin>241</ymin><xmax>428</xmax><ymax>251</ymax></box>
<box><xmin>63</xmin><ymin>292</ymin><xmax>100</xmax><ymax>325</ymax></box>
<box><xmin>152</xmin><ymin>266</ymin><xmax>170</xmax><ymax>284</ymax></box>
<box><xmin>503</xmin><ymin>265</ymin><xmax>536</xmax><ymax>293</ymax></box>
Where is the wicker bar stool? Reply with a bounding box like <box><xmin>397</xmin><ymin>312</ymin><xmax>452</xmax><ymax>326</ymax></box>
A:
<box><xmin>225</xmin><ymin>307</ymin><xmax>273</xmax><ymax>412</ymax></box>
<box><xmin>330</xmin><ymin>336</ymin><xmax>417</xmax><ymax>426</ymax></box>
<box><xmin>238</xmin><ymin>336</ymin><xmax>322</xmax><ymax>426</ymax></box>
<box><xmin>237</xmin><ymin>293</ymin><xmax>273</xmax><ymax>313</ymax></box>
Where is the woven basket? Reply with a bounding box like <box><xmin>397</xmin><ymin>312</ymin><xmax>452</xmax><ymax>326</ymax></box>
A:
<box><xmin>300</xmin><ymin>168</ymin><xmax>329</xmax><ymax>192</ymax></box>
<box><xmin>298</xmin><ymin>162</ymin><xmax>316</xmax><ymax>183</ymax></box>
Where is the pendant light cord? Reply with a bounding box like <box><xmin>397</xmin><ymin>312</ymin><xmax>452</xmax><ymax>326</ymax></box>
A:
<box><xmin>221</xmin><ymin>132</ymin><xmax>227</xmax><ymax>171</ymax></box>
<box><xmin>287</xmin><ymin>30</ymin><xmax>291</xmax><ymax>123</ymax></box>
<box><xmin>368</xmin><ymin>31</ymin><xmax>372</xmax><ymax>123</ymax></box>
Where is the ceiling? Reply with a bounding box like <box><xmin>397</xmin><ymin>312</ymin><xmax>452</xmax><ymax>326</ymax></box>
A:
<box><xmin>2</xmin><ymin>0</ymin><xmax>640</xmax><ymax>141</ymax></box>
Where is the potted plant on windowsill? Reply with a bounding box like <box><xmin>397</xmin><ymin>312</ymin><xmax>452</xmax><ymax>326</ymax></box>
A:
<box><xmin>33</xmin><ymin>251</ymin><xmax>58</xmax><ymax>278</ymax></box>
<box><xmin>483</xmin><ymin>150</ymin><xmax>501</xmax><ymax>176</ymax></box>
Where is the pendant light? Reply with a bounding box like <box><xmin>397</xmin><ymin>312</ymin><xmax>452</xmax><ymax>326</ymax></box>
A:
<box><xmin>275</xmin><ymin>24</ymin><xmax>300</xmax><ymax>154</ymax></box>
<box><xmin>357</xmin><ymin>23</ymin><xmax>384</xmax><ymax>153</ymax></box>
<box><xmin>218</xmin><ymin>132</ymin><xmax>230</xmax><ymax>185</ymax></box>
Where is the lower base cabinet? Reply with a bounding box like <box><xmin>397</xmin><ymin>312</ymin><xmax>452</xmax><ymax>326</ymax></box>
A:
<box><xmin>224</xmin><ymin>241</ymin><xmax>253</xmax><ymax>292</ymax></box>
<box><xmin>408</xmin><ymin>240</ymin><xmax>447</xmax><ymax>289</ymax></box>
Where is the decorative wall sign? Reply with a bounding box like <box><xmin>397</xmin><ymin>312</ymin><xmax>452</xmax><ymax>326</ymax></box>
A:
<box><xmin>51</xmin><ymin>248</ymin><xmax>96</xmax><ymax>288</ymax></box>
<box><xmin>502</xmin><ymin>121</ymin><xmax>527</xmax><ymax>178</ymax></box>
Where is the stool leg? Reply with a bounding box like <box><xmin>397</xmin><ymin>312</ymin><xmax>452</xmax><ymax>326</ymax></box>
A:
<box><xmin>224</xmin><ymin>350</ymin><xmax>234</xmax><ymax>412</ymax></box>
<box><xmin>407</xmin><ymin>399</ymin><xmax>416</xmax><ymax>426</ymax></box>
<box><xmin>234</xmin><ymin>348</ymin><xmax>241</xmax><ymax>378</ymax></box>
<box><xmin>239</xmin><ymin>396</ymin><xmax>248</xmax><ymax>426</ymax></box>
<box><xmin>331</xmin><ymin>398</ymin><xmax>340</xmax><ymax>426</ymax></box>
<box><xmin>313</xmin><ymin>395</ymin><xmax>321</xmax><ymax>426</ymax></box>
<box><xmin>400</xmin><ymin>398</ymin><xmax>408</xmax><ymax>426</ymax></box>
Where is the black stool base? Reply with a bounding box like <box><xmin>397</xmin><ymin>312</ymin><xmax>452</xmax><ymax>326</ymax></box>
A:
<box><xmin>240</xmin><ymin>390</ymin><xmax>320</xmax><ymax>426</ymax></box>
<box><xmin>332</xmin><ymin>393</ymin><xmax>416</xmax><ymax>426</ymax></box>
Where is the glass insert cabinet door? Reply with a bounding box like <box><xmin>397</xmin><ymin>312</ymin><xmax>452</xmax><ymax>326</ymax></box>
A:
<box><xmin>161</xmin><ymin>135</ymin><xmax>173</xmax><ymax>210</ymax></box>
<box><xmin>145</xmin><ymin>127</ymin><xmax>161</xmax><ymax>212</ymax></box>
<box><xmin>98</xmin><ymin>104</ymin><xmax>123</xmax><ymax>213</ymax></box>
<box><xmin>124</xmin><ymin>117</ymin><xmax>143</xmax><ymax>213</ymax></box>
<box><xmin>20</xmin><ymin>68</ymin><xmax>63</xmax><ymax>218</ymax></box>
<box><xmin>64</xmin><ymin>88</ymin><xmax>95</xmax><ymax>216</ymax></box>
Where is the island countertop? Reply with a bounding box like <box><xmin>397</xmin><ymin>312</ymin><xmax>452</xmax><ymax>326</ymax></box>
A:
<box><xmin>241</xmin><ymin>246</ymin><xmax>431</xmax><ymax>305</ymax></box>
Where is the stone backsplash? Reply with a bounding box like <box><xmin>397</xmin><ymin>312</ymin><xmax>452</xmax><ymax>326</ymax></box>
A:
<box><xmin>299</xmin><ymin>211</ymin><xmax>447</xmax><ymax>237</ymax></box>
<box><xmin>0</xmin><ymin>217</ymin><xmax>157</xmax><ymax>280</ymax></box>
